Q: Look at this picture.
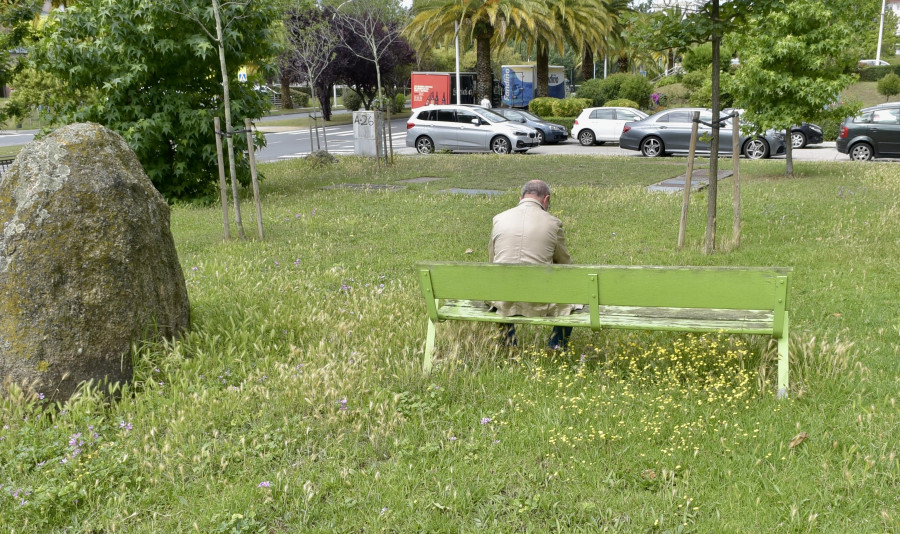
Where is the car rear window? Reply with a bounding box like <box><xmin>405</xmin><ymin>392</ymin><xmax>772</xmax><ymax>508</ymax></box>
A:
<box><xmin>665</xmin><ymin>111</ymin><xmax>693</xmax><ymax>123</ymax></box>
<box><xmin>590</xmin><ymin>109</ymin><xmax>616</xmax><ymax>120</ymax></box>
<box><xmin>436</xmin><ymin>110</ymin><xmax>456</xmax><ymax>122</ymax></box>
<box><xmin>417</xmin><ymin>110</ymin><xmax>435</xmax><ymax>121</ymax></box>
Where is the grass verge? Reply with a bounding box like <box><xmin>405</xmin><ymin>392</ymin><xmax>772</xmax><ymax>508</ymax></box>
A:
<box><xmin>2</xmin><ymin>155</ymin><xmax>899</xmax><ymax>531</ymax></box>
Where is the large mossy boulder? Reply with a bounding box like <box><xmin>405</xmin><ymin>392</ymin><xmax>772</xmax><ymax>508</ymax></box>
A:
<box><xmin>0</xmin><ymin>122</ymin><xmax>190</xmax><ymax>401</ymax></box>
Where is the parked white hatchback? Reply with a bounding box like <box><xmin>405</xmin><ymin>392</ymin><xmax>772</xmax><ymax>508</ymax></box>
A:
<box><xmin>406</xmin><ymin>105</ymin><xmax>539</xmax><ymax>154</ymax></box>
<box><xmin>571</xmin><ymin>106</ymin><xmax>648</xmax><ymax>146</ymax></box>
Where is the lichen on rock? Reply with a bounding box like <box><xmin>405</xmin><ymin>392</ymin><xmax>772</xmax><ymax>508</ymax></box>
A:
<box><xmin>0</xmin><ymin>122</ymin><xmax>190</xmax><ymax>401</ymax></box>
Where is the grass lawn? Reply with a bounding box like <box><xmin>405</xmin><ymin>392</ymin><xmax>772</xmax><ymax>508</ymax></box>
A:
<box><xmin>2</xmin><ymin>154</ymin><xmax>899</xmax><ymax>531</ymax></box>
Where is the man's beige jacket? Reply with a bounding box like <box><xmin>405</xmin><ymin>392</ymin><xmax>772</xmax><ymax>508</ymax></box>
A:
<box><xmin>488</xmin><ymin>197</ymin><xmax>575</xmax><ymax>317</ymax></box>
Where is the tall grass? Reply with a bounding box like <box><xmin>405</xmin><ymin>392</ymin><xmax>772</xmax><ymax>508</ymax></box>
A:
<box><xmin>2</xmin><ymin>155</ymin><xmax>899</xmax><ymax>532</ymax></box>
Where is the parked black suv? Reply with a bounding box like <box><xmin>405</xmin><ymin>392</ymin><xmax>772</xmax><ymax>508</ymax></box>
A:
<box><xmin>836</xmin><ymin>103</ymin><xmax>900</xmax><ymax>160</ymax></box>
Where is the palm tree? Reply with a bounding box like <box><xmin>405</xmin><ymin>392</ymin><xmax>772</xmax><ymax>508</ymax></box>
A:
<box><xmin>405</xmin><ymin>0</ymin><xmax>544</xmax><ymax>104</ymax></box>
<box><xmin>527</xmin><ymin>0</ymin><xmax>623</xmax><ymax>94</ymax></box>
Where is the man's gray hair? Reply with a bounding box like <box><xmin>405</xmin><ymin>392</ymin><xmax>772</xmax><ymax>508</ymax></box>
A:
<box><xmin>521</xmin><ymin>179</ymin><xmax>551</xmax><ymax>198</ymax></box>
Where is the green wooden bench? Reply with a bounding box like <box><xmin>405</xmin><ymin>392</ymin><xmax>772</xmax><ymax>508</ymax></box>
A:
<box><xmin>416</xmin><ymin>261</ymin><xmax>793</xmax><ymax>397</ymax></box>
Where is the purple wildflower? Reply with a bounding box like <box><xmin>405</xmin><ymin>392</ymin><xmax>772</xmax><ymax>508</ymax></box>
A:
<box><xmin>258</xmin><ymin>481</ymin><xmax>271</xmax><ymax>488</ymax></box>
<box><xmin>480</xmin><ymin>417</ymin><xmax>492</xmax><ymax>425</ymax></box>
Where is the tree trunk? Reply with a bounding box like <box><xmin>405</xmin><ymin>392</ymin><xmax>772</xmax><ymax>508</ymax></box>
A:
<box><xmin>535</xmin><ymin>41</ymin><xmax>549</xmax><ymax>98</ymax></box>
<box><xmin>616</xmin><ymin>54</ymin><xmax>628</xmax><ymax>74</ymax></box>
<box><xmin>785</xmin><ymin>127</ymin><xmax>793</xmax><ymax>176</ymax></box>
<box><xmin>705</xmin><ymin>0</ymin><xmax>720</xmax><ymax>254</ymax></box>
<box><xmin>280</xmin><ymin>76</ymin><xmax>293</xmax><ymax>109</ymax></box>
<box><xmin>213</xmin><ymin>0</ymin><xmax>244</xmax><ymax>239</ymax></box>
<box><xmin>318</xmin><ymin>81</ymin><xmax>333</xmax><ymax>121</ymax></box>
<box><xmin>474</xmin><ymin>22</ymin><xmax>494</xmax><ymax>104</ymax></box>
<box><xmin>582</xmin><ymin>46</ymin><xmax>594</xmax><ymax>81</ymax></box>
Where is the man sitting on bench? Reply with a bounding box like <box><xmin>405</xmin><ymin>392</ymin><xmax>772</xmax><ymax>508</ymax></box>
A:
<box><xmin>489</xmin><ymin>179</ymin><xmax>577</xmax><ymax>349</ymax></box>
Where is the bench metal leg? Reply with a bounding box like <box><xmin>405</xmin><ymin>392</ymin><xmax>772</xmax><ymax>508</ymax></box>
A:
<box><xmin>423</xmin><ymin>318</ymin><xmax>436</xmax><ymax>374</ymax></box>
<box><xmin>777</xmin><ymin>311</ymin><xmax>789</xmax><ymax>399</ymax></box>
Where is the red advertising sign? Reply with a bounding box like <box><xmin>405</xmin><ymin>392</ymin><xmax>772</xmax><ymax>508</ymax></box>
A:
<box><xmin>411</xmin><ymin>73</ymin><xmax>451</xmax><ymax>109</ymax></box>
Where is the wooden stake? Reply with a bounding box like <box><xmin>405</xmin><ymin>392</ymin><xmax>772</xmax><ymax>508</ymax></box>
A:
<box><xmin>245</xmin><ymin>118</ymin><xmax>264</xmax><ymax>240</ymax></box>
<box><xmin>678</xmin><ymin>111</ymin><xmax>701</xmax><ymax>249</ymax></box>
<box><xmin>732</xmin><ymin>113</ymin><xmax>741</xmax><ymax>249</ymax></box>
<box><xmin>213</xmin><ymin>117</ymin><xmax>231</xmax><ymax>240</ymax></box>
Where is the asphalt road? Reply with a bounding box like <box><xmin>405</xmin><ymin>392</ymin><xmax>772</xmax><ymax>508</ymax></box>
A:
<box><xmin>0</xmin><ymin>122</ymin><xmax>854</xmax><ymax>163</ymax></box>
<box><xmin>257</xmin><ymin>119</ymin><xmax>850</xmax><ymax>163</ymax></box>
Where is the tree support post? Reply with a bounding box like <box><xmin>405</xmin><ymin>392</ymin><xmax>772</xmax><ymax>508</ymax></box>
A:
<box><xmin>213</xmin><ymin>117</ymin><xmax>231</xmax><ymax>240</ymax></box>
<box><xmin>245</xmin><ymin>118</ymin><xmax>264</xmax><ymax>240</ymax></box>
<box><xmin>678</xmin><ymin>111</ymin><xmax>701</xmax><ymax>249</ymax></box>
<box><xmin>732</xmin><ymin>113</ymin><xmax>741</xmax><ymax>249</ymax></box>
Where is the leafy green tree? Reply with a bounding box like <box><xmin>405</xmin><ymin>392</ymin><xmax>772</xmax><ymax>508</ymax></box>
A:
<box><xmin>31</xmin><ymin>0</ymin><xmax>280</xmax><ymax>201</ymax></box>
<box><xmin>0</xmin><ymin>0</ymin><xmax>42</xmax><ymax>122</ymax></box>
<box><xmin>877</xmin><ymin>72</ymin><xmax>900</xmax><ymax>101</ymax></box>
<box><xmin>406</xmin><ymin>0</ymin><xmax>543</xmax><ymax>103</ymax></box>
<box><xmin>731</xmin><ymin>0</ymin><xmax>874</xmax><ymax>175</ymax></box>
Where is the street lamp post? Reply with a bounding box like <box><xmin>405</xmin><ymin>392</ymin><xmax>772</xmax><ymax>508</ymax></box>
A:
<box><xmin>877</xmin><ymin>0</ymin><xmax>887</xmax><ymax>62</ymax></box>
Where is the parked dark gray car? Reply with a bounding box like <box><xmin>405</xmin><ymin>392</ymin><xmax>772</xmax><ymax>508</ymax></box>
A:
<box><xmin>492</xmin><ymin>108</ymin><xmax>568</xmax><ymax>144</ymax></box>
<box><xmin>619</xmin><ymin>108</ymin><xmax>785</xmax><ymax>159</ymax></box>
<box><xmin>836</xmin><ymin>103</ymin><xmax>900</xmax><ymax>160</ymax></box>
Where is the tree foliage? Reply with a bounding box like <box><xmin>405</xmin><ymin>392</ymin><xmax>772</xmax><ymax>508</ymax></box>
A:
<box><xmin>877</xmin><ymin>72</ymin><xmax>900</xmax><ymax>101</ymax></box>
<box><xmin>730</xmin><ymin>0</ymin><xmax>873</xmax><ymax>133</ymax></box>
<box><xmin>31</xmin><ymin>0</ymin><xmax>280</xmax><ymax>201</ymax></box>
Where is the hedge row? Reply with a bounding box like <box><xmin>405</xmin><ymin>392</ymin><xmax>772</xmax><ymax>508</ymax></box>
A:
<box><xmin>858</xmin><ymin>65</ymin><xmax>900</xmax><ymax>81</ymax></box>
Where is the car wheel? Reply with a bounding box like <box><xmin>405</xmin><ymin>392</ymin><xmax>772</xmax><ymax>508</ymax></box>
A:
<box><xmin>640</xmin><ymin>136</ymin><xmax>664</xmax><ymax>157</ymax></box>
<box><xmin>415</xmin><ymin>136</ymin><xmax>434</xmax><ymax>154</ymax></box>
<box><xmin>849</xmin><ymin>143</ymin><xmax>874</xmax><ymax>161</ymax></box>
<box><xmin>578</xmin><ymin>130</ymin><xmax>595</xmax><ymax>146</ymax></box>
<box><xmin>491</xmin><ymin>136</ymin><xmax>511</xmax><ymax>154</ymax></box>
<box><xmin>536</xmin><ymin>130</ymin><xmax>545</xmax><ymax>145</ymax></box>
<box><xmin>743</xmin><ymin>138</ymin><xmax>769</xmax><ymax>159</ymax></box>
<box><xmin>791</xmin><ymin>131</ymin><xmax>807</xmax><ymax>149</ymax></box>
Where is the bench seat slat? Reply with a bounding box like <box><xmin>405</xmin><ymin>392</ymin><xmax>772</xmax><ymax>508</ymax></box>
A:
<box><xmin>437</xmin><ymin>300</ymin><xmax>775</xmax><ymax>334</ymax></box>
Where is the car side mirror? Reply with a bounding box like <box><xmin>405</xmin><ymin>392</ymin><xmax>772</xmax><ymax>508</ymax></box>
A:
<box><xmin>471</xmin><ymin>118</ymin><xmax>480</xmax><ymax>126</ymax></box>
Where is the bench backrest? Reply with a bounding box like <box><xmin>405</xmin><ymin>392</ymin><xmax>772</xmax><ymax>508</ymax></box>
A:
<box><xmin>417</xmin><ymin>262</ymin><xmax>792</xmax><ymax>334</ymax></box>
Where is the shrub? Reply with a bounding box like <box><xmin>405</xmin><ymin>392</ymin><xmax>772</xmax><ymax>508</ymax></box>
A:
<box><xmin>877</xmin><ymin>72</ymin><xmax>900</xmax><ymax>100</ymax></box>
<box><xmin>681</xmin><ymin>70</ymin><xmax>706</xmax><ymax>92</ymax></box>
<box><xmin>858</xmin><ymin>65</ymin><xmax>897</xmax><ymax>82</ymax></box>
<box><xmin>577</xmin><ymin>75</ymin><xmax>623</xmax><ymax>106</ymax></box>
<box><xmin>290</xmin><ymin>89</ymin><xmax>310</xmax><ymax>108</ymax></box>
<box><xmin>604</xmin><ymin>98</ymin><xmax>641</xmax><ymax>109</ymax></box>
<box><xmin>528</xmin><ymin>97</ymin><xmax>560</xmax><ymax>117</ymax></box>
<box><xmin>618</xmin><ymin>75</ymin><xmax>653</xmax><ymax>108</ymax></box>
<box><xmin>541</xmin><ymin>116</ymin><xmax>576</xmax><ymax>131</ymax></box>
<box><xmin>551</xmin><ymin>97</ymin><xmax>592</xmax><ymax>117</ymax></box>
<box><xmin>655</xmin><ymin>75</ymin><xmax>681</xmax><ymax>88</ymax></box>
<box><xmin>343</xmin><ymin>90</ymin><xmax>363</xmax><ymax>111</ymax></box>
<box><xmin>682</xmin><ymin>43</ymin><xmax>713</xmax><ymax>72</ymax></box>
<box><xmin>393</xmin><ymin>93</ymin><xmax>406</xmax><ymax>113</ymax></box>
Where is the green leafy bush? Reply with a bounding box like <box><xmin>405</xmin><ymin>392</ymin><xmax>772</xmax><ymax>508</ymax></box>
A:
<box><xmin>682</xmin><ymin>43</ymin><xmax>713</xmax><ymax>72</ymax></box>
<box><xmin>289</xmin><ymin>89</ymin><xmax>310</xmax><ymax>108</ymax></box>
<box><xmin>618</xmin><ymin>76</ymin><xmax>653</xmax><ymax>108</ymax></box>
<box><xmin>551</xmin><ymin>97</ymin><xmax>592</xmax><ymax>117</ymax></box>
<box><xmin>681</xmin><ymin>70</ymin><xmax>707</xmax><ymax>92</ymax></box>
<box><xmin>343</xmin><ymin>90</ymin><xmax>363</xmax><ymax>111</ymax></box>
<box><xmin>393</xmin><ymin>93</ymin><xmax>406</xmax><ymax>113</ymax></box>
<box><xmin>604</xmin><ymin>98</ymin><xmax>641</xmax><ymax>109</ymax></box>
<box><xmin>528</xmin><ymin>97</ymin><xmax>560</xmax><ymax>116</ymax></box>
<box><xmin>857</xmin><ymin>65</ymin><xmax>900</xmax><ymax>81</ymax></box>
<box><xmin>877</xmin><ymin>72</ymin><xmax>900</xmax><ymax>100</ymax></box>
<box><xmin>541</xmin><ymin>116</ymin><xmax>575</xmax><ymax>131</ymax></box>
<box><xmin>655</xmin><ymin>75</ymin><xmax>682</xmax><ymax>88</ymax></box>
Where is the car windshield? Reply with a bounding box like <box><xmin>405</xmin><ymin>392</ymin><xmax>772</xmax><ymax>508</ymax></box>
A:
<box><xmin>517</xmin><ymin>110</ymin><xmax>543</xmax><ymax>122</ymax></box>
<box><xmin>472</xmin><ymin>108</ymin><xmax>509</xmax><ymax>123</ymax></box>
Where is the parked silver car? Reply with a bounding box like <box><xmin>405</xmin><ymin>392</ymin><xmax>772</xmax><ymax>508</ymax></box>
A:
<box><xmin>406</xmin><ymin>105</ymin><xmax>539</xmax><ymax>154</ymax></box>
<box><xmin>619</xmin><ymin>108</ymin><xmax>785</xmax><ymax>159</ymax></box>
